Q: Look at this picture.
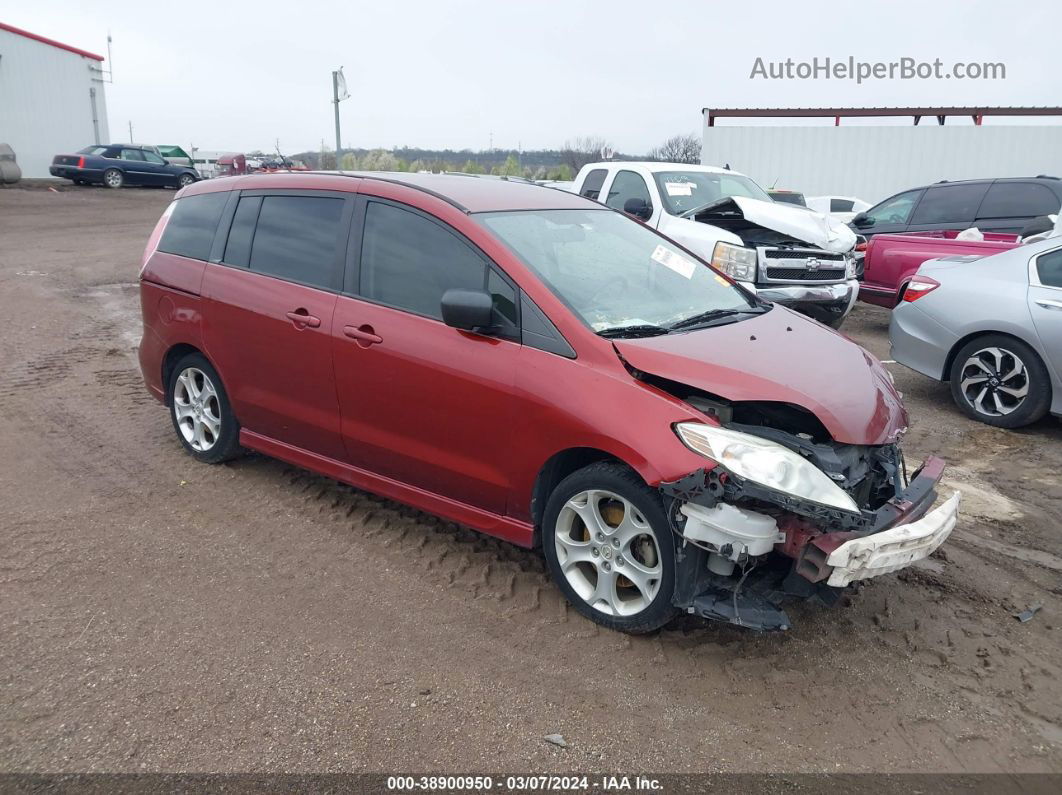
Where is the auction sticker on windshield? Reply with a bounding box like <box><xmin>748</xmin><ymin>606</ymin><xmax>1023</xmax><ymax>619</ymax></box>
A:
<box><xmin>651</xmin><ymin>244</ymin><xmax>697</xmax><ymax>278</ymax></box>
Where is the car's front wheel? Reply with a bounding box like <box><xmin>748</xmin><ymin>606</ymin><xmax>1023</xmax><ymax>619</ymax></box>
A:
<box><xmin>949</xmin><ymin>334</ymin><xmax>1051</xmax><ymax>428</ymax></box>
<box><xmin>542</xmin><ymin>462</ymin><xmax>677</xmax><ymax>634</ymax></box>
<box><xmin>178</xmin><ymin>173</ymin><xmax>196</xmax><ymax>189</ymax></box>
<box><xmin>103</xmin><ymin>168</ymin><xmax>124</xmax><ymax>189</ymax></box>
<box><xmin>168</xmin><ymin>353</ymin><xmax>242</xmax><ymax>463</ymax></box>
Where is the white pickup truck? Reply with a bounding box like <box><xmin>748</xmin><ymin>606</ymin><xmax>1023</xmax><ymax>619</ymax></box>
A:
<box><xmin>571</xmin><ymin>162</ymin><xmax>859</xmax><ymax>327</ymax></box>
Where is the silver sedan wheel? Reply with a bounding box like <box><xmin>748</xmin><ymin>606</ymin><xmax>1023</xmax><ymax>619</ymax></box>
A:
<box><xmin>554</xmin><ymin>489</ymin><xmax>662</xmax><ymax>617</ymax></box>
<box><xmin>173</xmin><ymin>367</ymin><xmax>221</xmax><ymax>451</ymax></box>
<box><xmin>104</xmin><ymin>170</ymin><xmax>123</xmax><ymax>188</ymax></box>
<box><xmin>178</xmin><ymin>174</ymin><xmax>195</xmax><ymax>188</ymax></box>
<box><xmin>958</xmin><ymin>346</ymin><xmax>1029</xmax><ymax>416</ymax></box>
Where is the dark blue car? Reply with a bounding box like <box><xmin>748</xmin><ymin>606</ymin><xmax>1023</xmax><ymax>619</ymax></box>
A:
<box><xmin>50</xmin><ymin>145</ymin><xmax>199</xmax><ymax>189</ymax></box>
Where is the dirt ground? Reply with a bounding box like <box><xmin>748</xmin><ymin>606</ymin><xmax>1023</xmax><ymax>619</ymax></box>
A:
<box><xmin>1</xmin><ymin>184</ymin><xmax>1060</xmax><ymax>775</ymax></box>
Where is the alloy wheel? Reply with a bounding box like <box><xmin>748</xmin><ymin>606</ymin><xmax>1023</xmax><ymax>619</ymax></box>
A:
<box><xmin>554</xmin><ymin>489</ymin><xmax>662</xmax><ymax>617</ymax></box>
<box><xmin>179</xmin><ymin>174</ymin><xmax>195</xmax><ymax>188</ymax></box>
<box><xmin>105</xmin><ymin>170</ymin><xmax>122</xmax><ymax>188</ymax></box>
<box><xmin>172</xmin><ymin>367</ymin><xmax>222</xmax><ymax>451</ymax></box>
<box><xmin>958</xmin><ymin>346</ymin><xmax>1029</xmax><ymax>417</ymax></box>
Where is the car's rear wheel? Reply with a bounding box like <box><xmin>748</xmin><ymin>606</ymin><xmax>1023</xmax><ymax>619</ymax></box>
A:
<box><xmin>178</xmin><ymin>173</ymin><xmax>196</xmax><ymax>188</ymax></box>
<box><xmin>949</xmin><ymin>335</ymin><xmax>1051</xmax><ymax>428</ymax></box>
<box><xmin>168</xmin><ymin>353</ymin><xmax>242</xmax><ymax>463</ymax></box>
<box><xmin>103</xmin><ymin>168</ymin><xmax>124</xmax><ymax>189</ymax></box>
<box><xmin>542</xmin><ymin>462</ymin><xmax>677</xmax><ymax>634</ymax></box>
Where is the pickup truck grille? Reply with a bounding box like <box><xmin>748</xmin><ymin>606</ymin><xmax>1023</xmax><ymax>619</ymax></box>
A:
<box><xmin>758</xmin><ymin>247</ymin><xmax>849</xmax><ymax>283</ymax></box>
<box><xmin>765</xmin><ymin>267</ymin><xmax>846</xmax><ymax>281</ymax></box>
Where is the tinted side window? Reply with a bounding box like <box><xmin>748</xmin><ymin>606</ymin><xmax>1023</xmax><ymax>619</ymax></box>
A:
<box><xmin>605</xmin><ymin>170</ymin><xmax>652</xmax><ymax>212</ymax></box>
<box><xmin>360</xmin><ymin>201</ymin><xmax>486</xmax><ymax>319</ymax></box>
<box><xmin>143</xmin><ymin>151</ymin><xmax>167</xmax><ymax>165</ymax></box>
<box><xmin>580</xmin><ymin>169</ymin><xmax>607</xmax><ymax>200</ymax></box>
<box><xmin>864</xmin><ymin>190</ymin><xmax>923</xmax><ymax>226</ymax></box>
<box><xmin>158</xmin><ymin>192</ymin><xmax>229</xmax><ymax>260</ymax></box>
<box><xmin>1037</xmin><ymin>249</ymin><xmax>1062</xmax><ymax>288</ymax></box>
<box><xmin>978</xmin><ymin>183</ymin><xmax>1061</xmax><ymax>219</ymax></box>
<box><xmin>249</xmin><ymin>196</ymin><xmax>345</xmax><ymax>289</ymax></box>
<box><xmin>910</xmin><ymin>183</ymin><xmax>989</xmax><ymax>225</ymax></box>
<box><xmin>120</xmin><ymin>149</ymin><xmax>146</xmax><ymax>161</ymax></box>
<box><xmin>222</xmin><ymin>196</ymin><xmax>262</xmax><ymax>267</ymax></box>
<box><xmin>487</xmin><ymin>268</ymin><xmax>518</xmax><ymax>338</ymax></box>
<box><xmin>831</xmin><ymin>198</ymin><xmax>855</xmax><ymax>212</ymax></box>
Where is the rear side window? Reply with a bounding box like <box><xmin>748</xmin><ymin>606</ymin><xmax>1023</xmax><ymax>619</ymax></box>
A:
<box><xmin>978</xmin><ymin>182</ymin><xmax>1060</xmax><ymax>219</ymax></box>
<box><xmin>359</xmin><ymin>201</ymin><xmax>486</xmax><ymax>319</ymax></box>
<box><xmin>830</xmin><ymin>198</ymin><xmax>855</xmax><ymax>212</ymax></box>
<box><xmin>910</xmin><ymin>183</ymin><xmax>989</xmax><ymax>225</ymax></box>
<box><xmin>158</xmin><ymin>192</ymin><xmax>229</xmax><ymax>261</ymax></box>
<box><xmin>248</xmin><ymin>196</ymin><xmax>345</xmax><ymax>289</ymax></box>
<box><xmin>222</xmin><ymin>196</ymin><xmax>262</xmax><ymax>267</ymax></box>
<box><xmin>1037</xmin><ymin>249</ymin><xmax>1062</xmax><ymax>288</ymax></box>
<box><xmin>580</xmin><ymin>169</ymin><xmax>607</xmax><ymax>200</ymax></box>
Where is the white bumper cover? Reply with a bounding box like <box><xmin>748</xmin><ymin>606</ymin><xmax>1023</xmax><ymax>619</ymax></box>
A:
<box><xmin>825</xmin><ymin>492</ymin><xmax>961</xmax><ymax>587</ymax></box>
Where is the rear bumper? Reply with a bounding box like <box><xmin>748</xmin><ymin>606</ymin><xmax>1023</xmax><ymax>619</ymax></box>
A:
<box><xmin>889</xmin><ymin>302</ymin><xmax>957</xmax><ymax>381</ymax></box>
<box><xmin>747</xmin><ymin>279</ymin><xmax>859</xmax><ymax>325</ymax></box>
<box><xmin>49</xmin><ymin>165</ymin><xmax>100</xmax><ymax>181</ymax></box>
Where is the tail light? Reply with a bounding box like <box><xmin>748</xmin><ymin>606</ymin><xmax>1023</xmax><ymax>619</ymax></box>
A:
<box><xmin>854</xmin><ymin>241</ymin><xmax>867</xmax><ymax>253</ymax></box>
<box><xmin>77</xmin><ymin>156</ymin><xmax>85</xmax><ymax>168</ymax></box>
<box><xmin>901</xmin><ymin>275</ymin><xmax>940</xmax><ymax>302</ymax></box>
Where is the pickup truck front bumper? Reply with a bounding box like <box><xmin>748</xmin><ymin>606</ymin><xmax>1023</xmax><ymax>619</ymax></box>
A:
<box><xmin>745</xmin><ymin>279</ymin><xmax>859</xmax><ymax>326</ymax></box>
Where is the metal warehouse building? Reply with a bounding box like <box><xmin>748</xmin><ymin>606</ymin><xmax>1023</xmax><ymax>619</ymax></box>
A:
<box><xmin>0</xmin><ymin>22</ymin><xmax>110</xmax><ymax>179</ymax></box>
<box><xmin>701</xmin><ymin>107</ymin><xmax>1062</xmax><ymax>206</ymax></box>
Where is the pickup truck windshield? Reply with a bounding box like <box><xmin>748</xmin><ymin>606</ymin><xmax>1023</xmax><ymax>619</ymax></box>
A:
<box><xmin>654</xmin><ymin>171</ymin><xmax>771</xmax><ymax>216</ymax></box>
<box><xmin>478</xmin><ymin>209</ymin><xmax>758</xmax><ymax>335</ymax></box>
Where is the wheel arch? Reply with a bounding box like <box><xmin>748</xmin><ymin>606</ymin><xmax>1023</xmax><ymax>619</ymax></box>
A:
<box><xmin>529</xmin><ymin>447</ymin><xmax>643</xmax><ymax>545</ymax></box>
<box><xmin>162</xmin><ymin>343</ymin><xmax>207</xmax><ymax>405</ymax></box>
<box><xmin>943</xmin><ymin>329</ymin><xmax>1044</xmax><ymax>383</ymax></box>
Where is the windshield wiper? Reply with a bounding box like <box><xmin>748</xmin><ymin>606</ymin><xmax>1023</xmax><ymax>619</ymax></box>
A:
<box><xmin>596</xmin><ymin>324</ymin><xmax>671</xmax><ymax>339</ymax></box>
<box><xmin>667</xmin><ymin>307</ymin><xmax>762</xmax><ymax>331</ymax></box>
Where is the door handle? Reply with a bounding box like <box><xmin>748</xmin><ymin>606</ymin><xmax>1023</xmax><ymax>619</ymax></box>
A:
<box><xmin>343</xmin><ymin>324</ymin><xmax>383</xmax><ymax>345</ymax></box>
<box><xmin>1035</xmin><ymin>298</ymin><xmax>1062</xmax><ymax>311</ymax></box>
<box><xmin>286</xmin><ymin>309</ymin><xmax>321</xmax><ymax>328</ymax></box>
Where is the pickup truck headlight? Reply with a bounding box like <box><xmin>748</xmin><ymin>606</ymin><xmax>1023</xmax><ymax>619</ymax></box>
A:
<box><xmin>674</xmin><ymin>423</ymin><xmax>859</xmax><ymax>512</ymax></box>
<box><xmin>711</xmin><ymin>242</ymin><xmax>757</xmax><ymax>282</ymax></box>
<box><xmin>845</xmin><ymin>254</ymin><xmax>857</xmax><ymax>279</ymax></box>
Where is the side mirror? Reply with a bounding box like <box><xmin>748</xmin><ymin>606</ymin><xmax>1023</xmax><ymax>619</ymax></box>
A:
<box><xmin>623</xmin><ymin>198</ymin><xmax>653</xmax><ymax>221</ymax></box>
<box><xmin>851</xmin><ymin>212</ymin><xmax>871</xmax><ymax>227</ymax></box>
<box><xmin>441</xmin><ymin>288</ymin><xmax>495</xmax><ymax>332</ymax></box>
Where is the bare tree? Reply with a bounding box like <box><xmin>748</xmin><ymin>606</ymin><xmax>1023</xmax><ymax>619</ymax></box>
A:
<box><xmin>647</xmin><ymin>133</ymin><xmax>701</xmax><ymax>164</ymax></box>
<box><xmin>560</xmin><ymin>136</ymin><xmax>612</xmax><ymax>174</ymax></box>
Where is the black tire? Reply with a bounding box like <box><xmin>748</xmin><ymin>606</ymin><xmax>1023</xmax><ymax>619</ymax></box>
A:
<box><xmin>542</xmin><ymin>462</ymin><xmax>678</xmax><ymax>634</ymax></box>
<box><xmin>73</xmin><ymin>179</ymin><xmax>86</xmax><ymax>186</ymax></box>
<box><xmin>167</xmin><ymin>353</ymin><xmax>242</xmax><ymax>463</ymax></box>
<box><xmin>949</xmin><ymin>334</ymin><xmax>1051</xmax><ymax>428</ymax></box>
<box><xmin>103</xmin><ymin>168</ymin><xmax>124</xmax><ymax>189</ymax></box>
<box><xmin>177</xmin><ymin>173</ymin><xmax>196</xmax><ymax>189</ymax></box>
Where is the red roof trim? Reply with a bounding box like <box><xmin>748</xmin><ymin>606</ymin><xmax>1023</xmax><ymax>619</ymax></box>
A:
<box><xmin>0</xmin><ymin>21</ymin><xmax>104</xmax><ymax>61</ymax></box>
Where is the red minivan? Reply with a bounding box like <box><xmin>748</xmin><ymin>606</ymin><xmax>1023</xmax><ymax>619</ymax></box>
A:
<box><xmin>139</xmin><ymin>172</ymin><xmax>959</xmax><ymax>633</ymax></box>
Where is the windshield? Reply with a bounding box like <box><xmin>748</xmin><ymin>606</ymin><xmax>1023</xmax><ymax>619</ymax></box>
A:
<box><xmin>653</xmin><ymin>171</ymin><xmax>771</xmax><ymax>216</ymax></box>
<box><xmin>478</xmin><ymin>209</ymin><xmax>759</xmax><ymax>335</ymax></box>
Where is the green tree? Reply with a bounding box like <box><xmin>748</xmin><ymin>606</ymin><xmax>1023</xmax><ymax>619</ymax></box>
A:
<box><xmin>500</xmin><ymin>154</ymin><xmax>521</xmax><ymax>176</ymax></box>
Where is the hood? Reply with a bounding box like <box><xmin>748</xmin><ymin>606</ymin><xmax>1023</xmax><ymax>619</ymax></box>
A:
<box><xmin>614</xmin><ymin>307</ymin><xmax>907</xmax><ymax>445</ymax></box>
<box><xmin>685</xmin><ymin>196</ymin><xmax>857</xmax><ymax>254</ymax></box>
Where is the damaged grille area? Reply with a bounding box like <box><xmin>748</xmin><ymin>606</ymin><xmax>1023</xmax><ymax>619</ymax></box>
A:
<box><xmin>764</xmin><ymin>267</ymin><xmax>846</xmax><ymax>281</ymax></box>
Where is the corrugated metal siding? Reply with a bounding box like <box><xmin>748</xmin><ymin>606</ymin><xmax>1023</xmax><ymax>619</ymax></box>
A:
<box><xmin>701</xmin><ymin>123</ymin><xmax>1062</xmax><ymax>205</ymax></box>
<box><xmin>0</xmin><ymin>29</ymin><xmax>110</xmax><ymax>178</ymax></box>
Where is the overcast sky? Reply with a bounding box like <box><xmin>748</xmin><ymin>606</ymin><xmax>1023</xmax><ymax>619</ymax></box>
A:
<box><xmin>9</xmin><ymin>0</ymin><xmax>1061</xmax><ymax>155</ymax></box>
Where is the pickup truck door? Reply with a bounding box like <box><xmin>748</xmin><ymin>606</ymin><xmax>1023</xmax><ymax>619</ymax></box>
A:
<box><xmin>1028</xmin><ymin>246</ymin><xmax>1062</xmax><ymax>383</ymax></box>
<box><xmin>600</xmin><ymin>169</ymin><xmax>659</xmax><ymax>226</ymax></box>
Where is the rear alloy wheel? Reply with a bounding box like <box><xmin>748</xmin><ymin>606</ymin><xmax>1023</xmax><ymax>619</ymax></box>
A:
<box><xmin>178</xmin><ymin>173</ymin><xmax>196</xmax><ymax>188</ymax></box>
<box><xmin>168</xmin><ymin>353</ymin><xmax>241</xmax><ymax>463</ymax></box>
<box><xmin>103</xmin><ymin>168</ymin><xmax>124</xmax><ymax>189</ymax></box>
<box><xmin>543</xmin><ymin>463</ymin><xmax>677</xmax><ymax>633</ymax></box>
<box><xmin>949</xmin><ymin>335</ymin><xmax>1051</xmax><ymax>428</ymax></box>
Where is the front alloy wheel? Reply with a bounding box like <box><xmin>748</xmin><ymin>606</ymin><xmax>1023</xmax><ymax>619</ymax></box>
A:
<box><xmin>178</xmin><ymin>173</ymin><xmax>196</xmax><ymax>188</ymax></box>
<box><xmin>543</xmin><ymin>463</ymin><xmax>677</xmax><ymax>633</ymax></box>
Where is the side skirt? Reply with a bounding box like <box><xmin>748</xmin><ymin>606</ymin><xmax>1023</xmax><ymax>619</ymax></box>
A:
<box><xmin>239</xmin><ymin>430</ymin><xmax>536</xmax><ymax>548</ymax></box>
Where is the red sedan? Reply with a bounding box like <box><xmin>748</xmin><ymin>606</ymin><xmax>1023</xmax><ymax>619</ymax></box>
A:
<box><xmin>138</xmin><ymin>172</ymin><xmax>958</xmax><ymax>633</ymax></box>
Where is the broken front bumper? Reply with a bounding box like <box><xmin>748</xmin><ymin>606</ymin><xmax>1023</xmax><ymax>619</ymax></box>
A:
<box><xmin>745</xmin><ymin>279</ymin><xmax>859</xmax><ymax>325</ymax></box>
<box><xmin>824</xmin><ymin>491</ymin><xmax>960</xmax><ymax>586</ymax></box>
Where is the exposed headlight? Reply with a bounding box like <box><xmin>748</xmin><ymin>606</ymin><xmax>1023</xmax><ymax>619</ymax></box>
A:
<box><xmin>711</xmin><ymin>242</ymin><xmax>757</xmax><ymax>282</ymax></box>
<box><xmin>674</xmin><ymin>423</ymin><xmax>860</xmax><ymax>512</ymax></box>
<box><xmin>845</xmin><ymin>255</ymin><xmax>857</xmax><ymax>279</ymax></box>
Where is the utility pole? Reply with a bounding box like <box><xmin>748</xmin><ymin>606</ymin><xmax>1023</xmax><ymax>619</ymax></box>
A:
<box><xmin>128</xmin><ymin>121</ymin><xmax>133</xmax><ymax>143</ymax></box>
<box><xmin>332</xmin><ymin>67</ymin><xmax>349</xmax><ymax>170</ymax></box>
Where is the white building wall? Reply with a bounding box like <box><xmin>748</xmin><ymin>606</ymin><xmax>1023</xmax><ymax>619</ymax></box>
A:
<box><xmin>0</xmin><ymin>28</ymin><xmax>110</xmax><ymax>178</ymax></box>
<box><xmin>701</xmin><ymin>122</ymin><xmax>1062</xmax><ymax>205</ymax></box>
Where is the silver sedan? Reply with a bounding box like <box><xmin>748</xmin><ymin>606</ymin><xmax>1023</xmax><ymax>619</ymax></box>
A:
<box><xmin>889</xmin><ymin>236</ymin><xmax>1062</xmax><ymax>428</ymax></box>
